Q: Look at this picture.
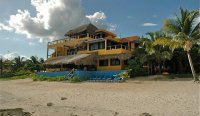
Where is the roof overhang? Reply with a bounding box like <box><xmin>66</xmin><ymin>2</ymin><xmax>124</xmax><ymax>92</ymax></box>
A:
<box><xmin>45</xmin><ymin>53</ymin><xmax>97</xmax><ymax>65</ymax></box>
<box><xmin>84</xmin><ymin>38</ymin><xmax>105</xmax><ymax>43</ymax></box>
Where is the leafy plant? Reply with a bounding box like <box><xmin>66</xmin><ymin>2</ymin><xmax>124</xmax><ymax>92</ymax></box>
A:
<box><xmin>118</xmin><ymin>70</ymin><xmax>131</xmax><ymax>80</ymax></box>
<box><xmin>69</xmin><ymin>76</ymin><xmax>81</xmax><ymax>83</ymax></box>
<box><xmin>33</xmin><ymin>75</ymin><xmax>66</xmax><ymax>81</ymax></box>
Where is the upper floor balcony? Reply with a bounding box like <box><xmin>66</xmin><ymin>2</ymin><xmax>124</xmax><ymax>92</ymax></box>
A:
<box><xmin>78</xmin><ymin>44</ymin><xmax>131</xmax><ymax>55</ymax></box>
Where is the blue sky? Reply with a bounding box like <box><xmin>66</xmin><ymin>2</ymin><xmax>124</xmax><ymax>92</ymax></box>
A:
<box><xmin>0</xmin><ymin>0</ymin><xmax>199</xmax><ymax>59</ymax></box>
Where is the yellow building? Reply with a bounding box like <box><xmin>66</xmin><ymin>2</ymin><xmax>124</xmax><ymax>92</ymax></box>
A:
<box><xmin>45</xmin><ymin>23</ymin><xmax>139</xmax><ymax>71</ymax></box>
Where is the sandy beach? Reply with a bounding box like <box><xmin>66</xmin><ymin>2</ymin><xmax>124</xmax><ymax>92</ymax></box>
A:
<box><xmin>0</xmin><ymin>78</ymin><xmax>199</xmax><ymax>116</ymax></box>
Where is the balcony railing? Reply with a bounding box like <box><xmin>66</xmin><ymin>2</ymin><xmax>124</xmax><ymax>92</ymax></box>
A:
<box><xmin>107</xmin><ymin>45</ymin><xmax>128</xmax><ymax>50</ymax></box>
<box><xmin>48</xmin><ymin>38</ymin><xmax>76</xmax><ymax>45</ymax></box>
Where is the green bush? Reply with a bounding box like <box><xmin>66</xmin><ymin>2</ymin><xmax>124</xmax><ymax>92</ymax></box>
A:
<box><xmin>33</xmin><ymin>75</ymin><xmax>66</xmax><ymax>81</ymax></box>
<box><xmin>70</xmin><ymin>76</ymin><xmax>81</xmax><ymax>83</ymax></box>
<box><xmin>118</xmin><ymin>70</ymin><xmax>131</xmax><ymax>80</ymax></box>
<box><xmin>128</xmin><ymin>59</ymin><xmax>148</xmax><ymax>77</ymax></box>
<box><xmin>14</xmin><ymin>70</ymin><xmax>32</xmax><ymax>76</ymax></box>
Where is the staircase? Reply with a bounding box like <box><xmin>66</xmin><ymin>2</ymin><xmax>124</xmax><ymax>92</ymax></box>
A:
<box><xmin>66</xmin><ymin>69</ymin><xmax>75</xmax><ymax>79</ymax></box>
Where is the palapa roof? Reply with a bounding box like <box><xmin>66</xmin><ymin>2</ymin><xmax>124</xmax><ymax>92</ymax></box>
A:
<box><xmin>120</xmin><ymin>36</ymin><xmax>139</xmax><ymax>43</ymax></box>
<box><xmin>65</xmin><ymin>23</ymin><xmax>98</xmax><ymax>36</ymax></box>
<box><xmin>45</xmin><ymin>53</ymin><xmax>97</xmax><ymax>65</ymax></box>
<box><xmin>96</xmin><ymin>29</ymin><xmax>117</xmax><ymax>37</ymax></box>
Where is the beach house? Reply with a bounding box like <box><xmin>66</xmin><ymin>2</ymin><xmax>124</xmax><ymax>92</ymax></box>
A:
<box><xmin>45</xmin><ymin>23</ymin><xmax>139</xmax><ymax>71</ymax></box>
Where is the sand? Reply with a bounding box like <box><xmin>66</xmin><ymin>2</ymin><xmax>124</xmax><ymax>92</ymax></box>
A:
<box><xmin>0</xmin><ymin>78</ymin><xmax>199</xmax><ymax>116</ymax></box>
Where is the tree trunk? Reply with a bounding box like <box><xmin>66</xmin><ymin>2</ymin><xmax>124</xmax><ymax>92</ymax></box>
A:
<box><xmin>178</xmin><ymin>60</ymin><xmax>183</xmax><ymax>73</ymax></box>
<box><xmin>187</xmin><ymin>52</ymin><xmax>198</xmax><ymax>81</ymax></box>
<box><xmin>0</xmin><ymin>59</ymin><xmax>2</xmax><ymax>77</ymax></box>
<box><xmin>0</xmin><ymin>67</ymin><xmax>2</xmax><ymax>77</ymax></box>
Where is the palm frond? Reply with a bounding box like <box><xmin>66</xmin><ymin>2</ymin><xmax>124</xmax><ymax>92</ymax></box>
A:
<box><xmin>164</xmin><ymin>19</ymin><xmax>180</xmax><ymax>34</ymax></box>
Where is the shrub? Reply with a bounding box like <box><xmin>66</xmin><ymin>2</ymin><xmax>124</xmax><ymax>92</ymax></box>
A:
<box><xmin>33</xmin><ymin>75</ymin><xmax>66</xmax><ymax>81</ymax></box>
<box><xmin>14</xmin><ymin>70</ymin><xmax>32</xmax><ymax>76</ymax></box>
<box><xmin>70</xmin><ymin>76</ymin><xmax>81</xmax><ymax>83</ymax></box>
<box><xmin>128</xmin><ymin>59</ymin><xmax>148</xmax><ymax>77</ymax></box>
<box><xmin>118</xmin><ymin>70</ymin><xmax>131</xmax><ymax>80</ymax></box>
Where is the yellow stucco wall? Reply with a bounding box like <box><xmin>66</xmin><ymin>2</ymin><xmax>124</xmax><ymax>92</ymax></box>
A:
<box><xmin>97</xmin><ymin>66</ymin><xmax>122</xmax><ymax>70</ymax></box>
<box><xmin>78</xmin><ymin>49</ymin><xmax>131</xmax><ymax>55</ymax></box>
<box><xmin>130</xmin><ymin>42</ymin><xmax>135</xmax><ymax>52</ymax></box>
<box><xmin>96</xmin><ymin>59</ymin><xmax>125</xmax><ymax>70</ymax></box>
<box><xmin>46</xmin><ymin>35</ymin><xmax>136</xmax><ymax>70</ymax></box>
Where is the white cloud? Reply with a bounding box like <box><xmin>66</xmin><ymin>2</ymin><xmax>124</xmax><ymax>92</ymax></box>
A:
<box><xmin>28</xmin><ymin>42</ymin><xmax>37</xmax><ymax>46</ymax></box>
<box><xmin>152</xmin><ymin>15</ymin><xmax>158</xmax><ymax>18</ymax></box>
<box><xmin>142</xmin><ymin>23</ymin><xmax>158</xmax><ymax>27</ymax></box>
<box><xmin>3</xmin><ymin>52</ymin><xmax>19</xmax><ymax>60</ymax></box>
<box><xmin>86</xmin><ymin>11</ymin><xmax>108</xmax><ymax>29</ymax></box>
<box><xmin>108</xmin><ymin>23</ymin><xmax>118</xmax><ymax>32</ymax></box>
<box><xmin>0</xmin><ymin>37</ymin><xmax>10</xmax><ymax>40</ymax></box>
<box><xmin>0</xmin><ymin>23</ymin><xmax>13</xmax><ymax>31</ymax></box>
<box><xmin>0</xmin><ymin>52</ymin><xmax>28</xmax><ymax>60</ymax></box>
<box><xmin>0</xmin><ymin>54</ymin><xmax>6</xmax><ymax>61</ymax></box>
<box><xmin>86</xmin><ymin>11</ymin><xmax>106</xmax><ymax>21</ymax></box>
<box><xmin>0</xmin><ymin>0</ymin><xmax>115</xmax><ymax>42</ymax></box>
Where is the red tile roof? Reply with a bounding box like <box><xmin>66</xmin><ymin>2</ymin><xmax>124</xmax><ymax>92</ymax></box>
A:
<box><xmin>120</xmin><ymin>36</ymin><xmax>139</xmax><ymax>43</ymax></box>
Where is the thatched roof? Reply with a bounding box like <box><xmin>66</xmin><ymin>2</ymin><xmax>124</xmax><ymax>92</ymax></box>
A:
<box><xmin>65</xmin><ymin>23</ymin><xmax>98</xmax><ymax>36</ymax></box>
<box><xmin>45</xmin><ymin>53</ymin><xmax>97</xmax><ymax>65</ymax></box>
<box><xmin>96</xmin><ymin>29</ymin><xmax>116</xmax><ymax>37</ymax></box>
<box><xmin>97</xmin><ymin>53</ymin><xmax>132</xmax><ymax>60</ymax></box>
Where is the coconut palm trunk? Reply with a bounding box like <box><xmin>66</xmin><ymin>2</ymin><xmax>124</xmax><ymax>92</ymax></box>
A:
<box><xmin>0</xmin><ymin>59</ymin><xmax>3</xmax><ymax>77</ymax></box>
<box><xmin>187</xmin><ymin>52</ymin><xmax>198</xmax><ymax>81</ymax></box>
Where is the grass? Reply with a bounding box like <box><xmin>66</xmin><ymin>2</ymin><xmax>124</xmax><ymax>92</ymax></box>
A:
<box><xmin>32</xmin><ymin>75</ymin><xmax>66</xmax><ymax>81</ymax></box>
<box><xmin>32</xmin><ymin>75</ymin><xmax>82</xmax><ymax>82</ymax></box>
<box><xmin>0</xmin><ymin>74</ymin><xmax>33</xmax><ymax>80</ymax></box>
<box><xmin>0</xmin><ymin>74</ymin><xmax>82</xmax><ymax>82</ymax></box>
<box><xmin>69</xmin><ymin>76</ymin><xmax>81</xmax><ymax>83</ymax></box>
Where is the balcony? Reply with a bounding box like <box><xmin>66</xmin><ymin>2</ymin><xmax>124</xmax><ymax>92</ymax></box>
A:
<box><xmin>107</xmin><ymin>45</ymin><xmax>128</xmax><ymax>50</ymax></box>
<box><xmin>77</xmin><ymin>45</ymin><xmax>131</xmax><ymax>55</ymax></box>
<box><xmin>48</xmin><ymin>37</ymin><xmax>93</xmax><ymax>48</ymax></box>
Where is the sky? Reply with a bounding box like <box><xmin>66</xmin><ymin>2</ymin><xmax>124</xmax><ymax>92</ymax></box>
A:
<box><xmin>0</xmin><ymin>0</ymin><xmax>199</xmax><ymax>60</ymax></box>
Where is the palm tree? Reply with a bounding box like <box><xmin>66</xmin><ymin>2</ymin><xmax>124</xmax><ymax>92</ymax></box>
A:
<box><xmin>13</xmin><ymin>56</ymin><xmax>25</xmax><ymax>71</ymax></box>
<box><xmin>0</xmin><ymin>58</ymin><xmax>3</xmax><ymax>76</ymax></box>
<box><xmin>142</xmin><ymin>31</ymin><xmax>172</xmax><ymax>74</ymax></box>
<box><xmin>30</xmin><ymin>56</ymin><xmax>44</xmax><ymax>72</ymax></box>
<box><xmin>39</xmin><ymin>58</ymin><xmax>45</xmax><ymax>64</ymax></box>
<box><xmin>30</xmin><ymin>56</ymin><xmax>39</xmax><ymax>64</ymax></box>
<box><xmin>154</xmin><ymin>8</ymin><xmax>200</xmax><ymax>81</ymax></box>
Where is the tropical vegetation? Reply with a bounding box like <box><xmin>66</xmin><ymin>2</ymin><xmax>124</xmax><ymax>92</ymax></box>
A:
<box><xmin>0</xmin><ymin>56</ymin><xmax>44</xmax><ymax>78</ymax></box>
<box><xmin>0</xmin><ymin>7</ymin><xmax>199</xmax><ymax>82</ymax></box>
<box><xmin>128</xmin><ymin>8</ymin><xmax>200</xmax><ymax>81</ymax></box>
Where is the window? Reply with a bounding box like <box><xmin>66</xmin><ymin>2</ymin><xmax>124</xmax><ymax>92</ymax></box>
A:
<box><xmin>99</xmin><ymin>59</ymin><xmax>108</xmax><ymax>66</ymax></box>
<box><xmin>124</xmin><ymin>60</ymin><xmax>128</xmax><ymax>65</ymax></box>
<box><xmin>68</xmin><ymin>49</ymin><xmax>77</xmax><ymax>55</ymax></box>
<box><xmin>90</xmin><ymin>43</ymin><xmax>98</xmax><ymax>50</ymax></box>
<box><xmin>111</xmin><ymin>59</ymin><xmax>120</xmax><ymax>66</ymax></box>
<box><xmin>90</xmin><ymin>42</ymin><xmax>105</xmax><ymax>50</ymax></box>
<box><xmin>99</xmin><ymin>42</ymin><xmax>105</xmax><ymax>49</ymax></box>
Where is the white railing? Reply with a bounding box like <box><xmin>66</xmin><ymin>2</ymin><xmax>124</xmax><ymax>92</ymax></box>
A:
<box><xmin>48</xmin><ymin>38</ymin><xmax>77</xmax><ymax>45</ymax></box>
